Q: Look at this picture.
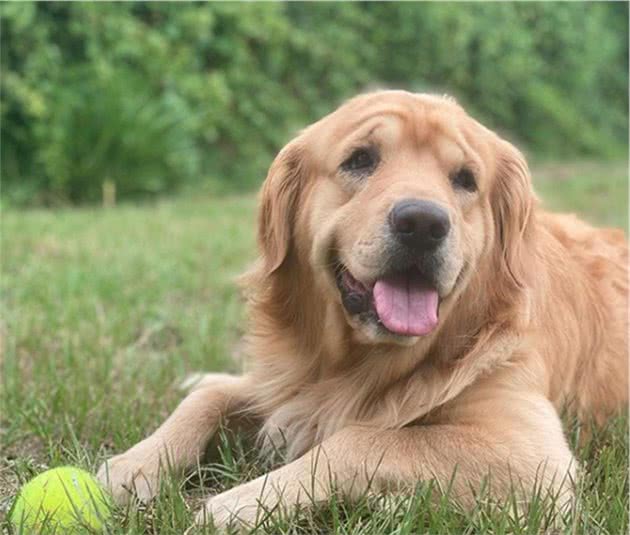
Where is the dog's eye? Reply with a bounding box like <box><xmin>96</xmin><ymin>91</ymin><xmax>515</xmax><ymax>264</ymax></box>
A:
<box><xmin>340</xmin><ymin>147</ymin><xmax>378</xmax><ymax>175</ymax></box>
<box><xmin>450</xmin><ymin>167</ymin><xmax>477</xmax><ymax>192</ymax></box>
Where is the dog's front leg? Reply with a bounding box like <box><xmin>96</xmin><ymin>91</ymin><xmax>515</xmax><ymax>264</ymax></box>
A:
<box><xmin>198</xmin><ymin>394</ymin><xmax>576</xmax><ymax>528</ymax></box>
<box><xmin>98</xmin><ymin>373</ymin><xmax>252</xmax><ymax>504</ymax></box>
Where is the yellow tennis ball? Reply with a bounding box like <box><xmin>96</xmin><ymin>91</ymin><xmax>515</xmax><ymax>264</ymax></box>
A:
<box><xmin>9</xmin><ymin>466</ymin><xmax>112</xmax><ymax>533</ymax></box>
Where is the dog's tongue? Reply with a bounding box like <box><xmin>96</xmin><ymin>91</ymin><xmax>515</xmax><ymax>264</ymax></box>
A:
<box><xmin>373</xmin><ymin>272</ymin><xmax>439</xmax><ymax>336</ymax></box>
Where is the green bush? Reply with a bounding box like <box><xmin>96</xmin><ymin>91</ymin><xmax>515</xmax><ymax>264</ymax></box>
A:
<box><xmin>1</xmin><ymin>2</ymin><xmax>627</xmax><ymax>205</ymax></box>
<box><xmin>36</xmin><ymin>67</ymin><xmax>200</xmax><ymax>203</ymax></box>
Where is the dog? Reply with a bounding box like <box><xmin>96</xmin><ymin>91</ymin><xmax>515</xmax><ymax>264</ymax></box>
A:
<box><xmin>98</xmin><ymin>90</ymin><xmax>628</xmax><ymax>528</ymax></box>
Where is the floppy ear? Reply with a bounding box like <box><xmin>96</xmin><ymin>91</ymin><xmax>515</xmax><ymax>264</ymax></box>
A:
<box><xmin>258</xmin><ymin>140</ymin><xmax>307</xmax><ymax>275</ymax></box>
<box><xmin>491</xmin><ymin>140</ymin><xmax>536</xmax><ymax>291</ymax></box>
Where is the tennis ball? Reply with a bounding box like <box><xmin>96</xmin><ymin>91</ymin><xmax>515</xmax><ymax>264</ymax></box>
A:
<box><xmin>9</xmin><ymin>466</ymin><xmax>112</xmax><ymax>533</ymax></box>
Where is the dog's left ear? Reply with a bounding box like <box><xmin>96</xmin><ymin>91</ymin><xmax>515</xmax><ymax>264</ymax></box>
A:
<box><xmin>491</xmin><ymin>139</ymin><xmax>536</xmax><ymax>291</ymax></box>
<box><xmin>258</xmin><ymin>139</ymin><xmax>308</xmax><ymax>276</ymax></box>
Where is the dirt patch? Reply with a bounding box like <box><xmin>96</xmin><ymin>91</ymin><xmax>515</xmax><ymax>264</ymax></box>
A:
<box><xmin>0</xmin><ymin>433</ymin><xmax>47</xmax><ymax>521</ymax></box>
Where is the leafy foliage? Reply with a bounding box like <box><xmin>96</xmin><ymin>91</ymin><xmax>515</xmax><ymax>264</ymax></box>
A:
<box><xmin>1</xmin><ymin>2</ymin><xmax>627</xmax><ymax>204</ymax></box>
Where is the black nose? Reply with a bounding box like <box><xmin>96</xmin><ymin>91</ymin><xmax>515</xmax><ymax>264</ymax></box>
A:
<box><xmin>390</xmin><ymin>199</ymin><xmax>451</xmax><ymax>252</ymax></box>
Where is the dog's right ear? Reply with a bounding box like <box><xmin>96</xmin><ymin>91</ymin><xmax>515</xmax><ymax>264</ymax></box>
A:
<box><xmin>490</xmin><ymin>139</ymin><xmax>536</xmax><ymax>292</ymax></box>
<box><xmin>258</xmin><ymin>139</ymin><xmax>308</xmax><ymax>276</ymax></box>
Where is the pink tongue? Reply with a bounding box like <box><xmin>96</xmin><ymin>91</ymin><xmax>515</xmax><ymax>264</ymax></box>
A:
<box><xmin>373</xmin><ymin>272</ymin><xmax>439</xmax><ymax>336</ymax></box>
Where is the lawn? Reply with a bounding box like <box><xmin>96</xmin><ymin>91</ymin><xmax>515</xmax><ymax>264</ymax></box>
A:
<box><xmin>1</xmin><ymin>160</ymin><xmax>628</xmax><ymax>534</ymax></box>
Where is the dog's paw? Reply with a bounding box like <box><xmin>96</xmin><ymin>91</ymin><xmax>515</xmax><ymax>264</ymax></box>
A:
<box><xmin>97</xmin><ymin>440</ymin><xmax>163</xmax><ymax>505</ymax></box>
<box><xmin>195</xmin><ymin>482</ymin><xmax>266</xmax><ymax>529</ymax></box>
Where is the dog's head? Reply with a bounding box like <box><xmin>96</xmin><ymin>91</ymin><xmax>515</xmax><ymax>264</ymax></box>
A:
<box><xmin>256</xmin><ymin>91</ymin><xmax>534</xmax><ymax>346</ymax></box>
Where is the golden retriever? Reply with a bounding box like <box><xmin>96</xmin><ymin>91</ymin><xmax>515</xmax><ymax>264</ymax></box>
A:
<box><xmin>98</xmin><ymin>90</ymin><xmax>628</xmax><ymax>528</ymax></box>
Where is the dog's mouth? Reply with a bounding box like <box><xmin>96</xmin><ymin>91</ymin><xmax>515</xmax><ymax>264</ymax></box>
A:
<box><xmin>334</xmin><ymin>263</ymin><xmax>440</xmax><ymax>337</ymax></box>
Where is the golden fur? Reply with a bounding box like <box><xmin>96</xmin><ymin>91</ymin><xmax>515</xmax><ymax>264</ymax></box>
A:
<box><xmin>98</xmin><ymin>91</ymin><xmax>628</xmax><ymax>528</ymax></box>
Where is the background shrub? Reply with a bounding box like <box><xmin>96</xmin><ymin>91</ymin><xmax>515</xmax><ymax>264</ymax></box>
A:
<box><xmin>1</xmin><ymin>2</ymin><xmax>627</xmax><ymax>205</ymax></box>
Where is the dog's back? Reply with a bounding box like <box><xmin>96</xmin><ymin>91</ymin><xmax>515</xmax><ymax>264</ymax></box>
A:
<box><xmin>534</xmin><ymin>211</ymin><xmax>628</xmax><ymax>424</ymax></box>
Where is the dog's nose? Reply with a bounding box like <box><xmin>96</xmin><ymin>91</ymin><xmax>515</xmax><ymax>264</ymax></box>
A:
<box><xmin>390</xmin><ymin>199</ymin><xmax>450</xmax><ymax>252</ymax></box>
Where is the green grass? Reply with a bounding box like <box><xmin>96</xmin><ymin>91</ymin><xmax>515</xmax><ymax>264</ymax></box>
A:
<box><xmin>1</xmin><ymin>160</ymin><xmax>628</xmax><ymax>534</ymax></box>
<box><xmin>533</xmin><ymin>160</ymin><xmax>628</xmax><ymax>228</ymax></box>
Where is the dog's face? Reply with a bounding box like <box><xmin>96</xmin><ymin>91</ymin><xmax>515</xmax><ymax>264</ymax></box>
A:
<box><xmin>258</xmin><ymin>91</ymin><xmax>533</xmax><ymax>346</ymax></box>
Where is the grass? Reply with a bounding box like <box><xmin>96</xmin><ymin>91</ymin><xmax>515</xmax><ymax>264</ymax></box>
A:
<box><xmin>1</xmin><ymin>160</ymin><xmax>628</xmax><ymax>534</ymax></box>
